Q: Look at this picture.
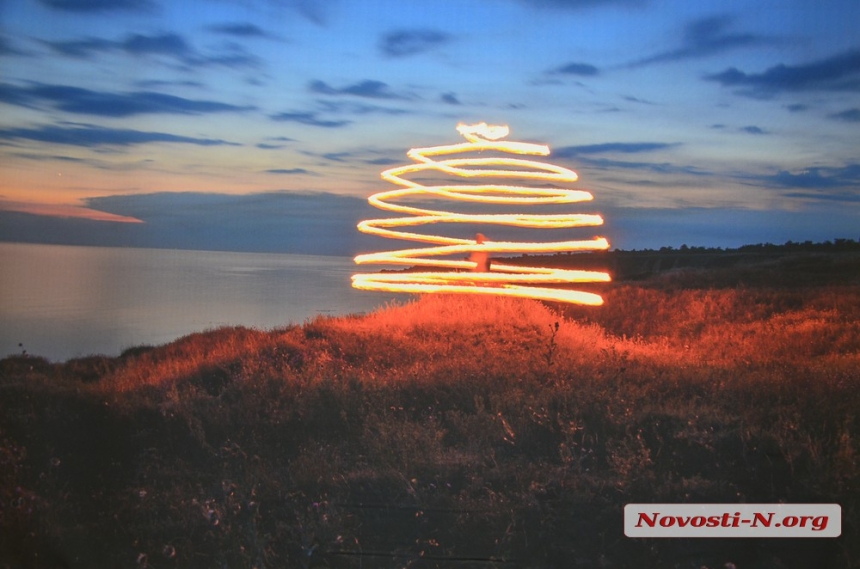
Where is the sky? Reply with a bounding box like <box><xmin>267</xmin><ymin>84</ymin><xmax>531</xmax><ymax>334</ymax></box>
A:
<box><xmin>1</xmin><ymin>0</ymin><xmax>859</xmax><ymax>253</ymax></box>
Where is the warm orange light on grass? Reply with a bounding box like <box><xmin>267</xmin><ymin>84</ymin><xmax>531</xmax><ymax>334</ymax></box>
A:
<box><xmin>352</xmin><ymin>123</ymin><xmax>611</xmax><ymax>305</ymax></box>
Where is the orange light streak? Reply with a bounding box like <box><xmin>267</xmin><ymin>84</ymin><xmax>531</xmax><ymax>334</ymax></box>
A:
<box><xmin>352</xmin><ymin>123</ymin><xmax>611</xmax><ymax>305</ymax></box>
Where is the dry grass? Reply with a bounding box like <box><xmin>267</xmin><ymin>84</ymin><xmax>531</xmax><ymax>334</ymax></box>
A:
<box><xmin>1</xmin><ymin>267</ymin><xmax>859</xmax><ymax>568</ymax></box>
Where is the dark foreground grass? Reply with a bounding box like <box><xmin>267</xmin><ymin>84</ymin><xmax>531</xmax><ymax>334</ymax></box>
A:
<box><xmin>1</xmin><ymin>262</ymin><xmax>859</xmax><ymax>568</ymax></box>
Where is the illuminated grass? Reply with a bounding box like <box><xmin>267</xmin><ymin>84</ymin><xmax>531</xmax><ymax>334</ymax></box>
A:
<box><xmin>1</xmin><ymin>260</ymin><xmax>859</xmax><ymax>568</ymax></box>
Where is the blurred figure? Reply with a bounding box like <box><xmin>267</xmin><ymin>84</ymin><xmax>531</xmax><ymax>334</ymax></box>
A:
<box><xmin>469</xmin><ymin>233</ymin><xmax>490</xmax><ymax>272</ymax></box>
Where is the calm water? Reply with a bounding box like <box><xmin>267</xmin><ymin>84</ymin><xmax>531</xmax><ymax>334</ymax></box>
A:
<box><xmin>0</xmin><ymin>243</ymin><xmax>407</xmax><ymax>362</ymax></box>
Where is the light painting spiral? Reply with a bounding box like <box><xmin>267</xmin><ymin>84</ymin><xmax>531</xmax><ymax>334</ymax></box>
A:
<box><xmin>352</xmin><ymin>123</ymin><xmax>611</xmax><ymax>305</ymax></box>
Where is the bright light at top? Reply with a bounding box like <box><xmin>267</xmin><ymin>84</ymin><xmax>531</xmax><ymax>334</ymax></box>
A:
<box><xmin>352</xmin><ymin>123</ymin><xmax>611</xmax><ymax>305</ymax></box>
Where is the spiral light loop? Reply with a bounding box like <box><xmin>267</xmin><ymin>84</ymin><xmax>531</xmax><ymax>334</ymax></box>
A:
<box><xmin>352</xmin><ymin>123</ymin><xmax>611</xmax><ymax>305</ymax></box>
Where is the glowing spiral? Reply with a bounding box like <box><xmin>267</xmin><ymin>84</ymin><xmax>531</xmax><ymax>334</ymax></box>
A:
<box><xmin>352</xmin><ymin>123</ymin><xmax>611</xmax><ymax>305</ymax></box>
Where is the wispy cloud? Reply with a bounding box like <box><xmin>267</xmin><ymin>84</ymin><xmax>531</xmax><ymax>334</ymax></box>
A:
<box><xmin>629</xmin><ymin>15</ymin><xmax>771</xmax><ymax>67</ymax></box>
<box><xmin>37</xmin><ymin>0</ymin><xmax>157</xmax><ymax>12</ymax></box>
<box><xmin>756</xmin><ymin>164</ymin><xmax>860</xmax><ymax>192</ymax></box>
<box><xmin>440</xmin><ymin>92</ymin><xmax>461</xmax><ymax>105</ymax></box>
<box><xmin>0</xmin><ymin>123</ymin><xmax>240</xmax><ymax>147</ymax></box>
<box><xmin>257</xmin><ymin>136</ymin><xmax>296</xmax><ymax>149</ymax></box>
<box><xmin>740</xmin><ymin>125</ymin><xmax>768</xmax><ymax>134</ymax></box>
<box><xmin>705</xmin><ymin>48</ymin><xmax>860</xmax><ymax>97</ymax></box>
<box><xmin>46</xmin><ymin>32</ymin><xmax>260</xmax><ymax>68</ymax></box>
<box><xmin>309</xmin><ymin>79</ymin><xmax>410</xmax><ymax>100</ymax></box>
<box><xmin>379</xmin><ymin>29</ymin><xmax>451</xmax><ymax>58</ymax></box>
<box><xmin>554</xmin><ymin>141</ymin><xmax>679</xmax><ymax>156</ymax></box>
<box><xmin>207</xmin><ymin>23</ymin><xmax>272</xmax><ymax>39</ymax></box>
<box><xmin>315</xmin><ymin>100</ymin><xmax>411</xmax><ymax>116</ymax></box>
<box><xmin>0</xmin><ymin>200</ymin><xmax>143</xmax><ymax>223</ymax></box>
<box><xmin>269</xmin><ymin>111</ymin><xmax>350</xmax><ymax>128</ymax></box>
<box><xmin>0</xmin><ymin>36</ymin><xmax>27</xmax><ymax>57</ymax></box>
<box><xmin>516</xmin><ymin>0</ymin><xmax>646</xmax><ymax>10</ymax></box>
<box><xmin>0</xmin><ymin>83</ymin><xmax>255</xmax><ymax>117</ymax></box>
<box><xmin>548</xmin><ymin>62</ymin><xmax>599</xmax><ymax>76</ymax></box>
<box><xmin>829</xmin><ymin>108</ymin><xmax>860</xmax><ymax>122</ymax></box>
<box><xmin>265</xmin><ymin>168</ymin><xmax>310</xmax><ymax>175</ymax></box>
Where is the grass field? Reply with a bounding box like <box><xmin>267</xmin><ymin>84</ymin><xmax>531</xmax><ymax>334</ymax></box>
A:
<box><xmin>1</xmin><ymin>250</ymin><xmax>859</xmax><ymax>568</ymax></box>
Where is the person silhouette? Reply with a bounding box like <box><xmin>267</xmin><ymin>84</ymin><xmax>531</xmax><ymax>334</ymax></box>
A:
<box><xmin>469</xmin><ymin>233</ymin><xmax>491</xmax><ymax>272</ymax></box>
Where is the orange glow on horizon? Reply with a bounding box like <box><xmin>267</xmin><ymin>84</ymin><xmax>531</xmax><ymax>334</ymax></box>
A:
<box><xmin>352</xmin><ymin>123</ymin><xmax>611</xmax><ymax>306</ymax></box>
<box><xmin>0</xmin><ymin>200</ymin><xmax>143</xmax><ymax>223</ymax></box>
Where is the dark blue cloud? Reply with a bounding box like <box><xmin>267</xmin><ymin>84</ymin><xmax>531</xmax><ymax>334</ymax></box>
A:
<box><xmin>309</xmin><ymin>79</ymin><xmax>409</xmax><ymax>100</ymax></box>
<box><xmin>517</xmin><ymin>0</ymin><xmax>646</xmax><ymax>9</ymax></box>
<box><xmin>785</xmin><ymin>103</ymin><xmax>809</xmax><ymax>112</ymax></box>
<box><xmin>440</xmin><ymin>92</ymin><xmax>461</xmax><ymax>105</ymax></box>
<box><xmin>0</xmin><ymin>123</ymin><xmax>239</xmax><ymax>147</ymax></box>
<box><xmin>257</xmin><ymin>136</ymin><xmax>296</xmax><ymax>149</ymax></box>
<box><xmin>740</xmin><ymin>125</ymin><xmax>768</xmax><ymax>135</ymax></box>
<box><xmin>365</xmin><ymin>157</ymin><xmax>400</xmax><ymax>166</ymax></box>
<box><xmin>0</xmin><ymin>191</ymin><xmax>380</xmax><ymax>256</ymax></box>
<box><xmin>759</xmin><ymin>164</ymin><xmax>860</xmax><ymax>190</ymax></box>
<box><xmin>623</xmin><ymin>96</ymin><xmax>656</xmax><ymax>105</ymax></box>
<box><xmin>265</xmin><ymin>168</ymin><xmax>310</xmax><ymax>174</ymax></box>
<box><xmin>47</xmin><ymin>32</ymin><xmax>260</xmax><ymax>68</ymax></box>
<box><xmin>550</xmin><ymin>62</ymin><xmax>599</xmax><ymax>76</ymax></box>
<box><xmin>0</xmin><ymin>36</ymin><xmax>27</xmax><ymax>56</ymax></box>
<box><xmin>269</xmin><ymin>111</ymin><xmax>350</xmax><ymax>128</ymax></box>
<box><xmin>705</xmin><ymin>48</ymin><xmax>860</xmax><ymax>96</ymax></box>
<box><xmin>379</xmin><ymin>29</ymin><xmax>451</xmax><ymax>58</ymax></box>
<box><xmin>554</xmin><ymin>142</ymin><xmax>679</xmax><ymax>156</ymax></box>
<box><xmin>207</xmin><ymin>23</ymin><xmax>271</xmax><ymax>38</ymax></box>
<box><xmin>629</xmin><ymin>15</ymin><xmax>771</xmax><ymax>67</ymax></box>
<box><xmin>829</xmin><ymin>108</ymin><xmax>860</xmax><ymax>122</ymax></box>
<box><xmin>134</xmin><ymin>79</ymin><xmax>205</xmax><ymax>89</ymax></box>
<box><xmin>37</xmin><ymin>0</ymin><xmax>156</xmax><ymax>12</ymax></box>
<box><xmin>0</xmin><ymin>83</ymin><xmax>255</xmax><ymax>117</ymax></box>
<box><xmin>314</xmin><ymin>100</ymin><xmax>411</xmax><ymax>116</ymax></box>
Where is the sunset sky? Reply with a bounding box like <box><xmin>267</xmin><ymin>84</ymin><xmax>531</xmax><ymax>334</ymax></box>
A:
<box><xmin>1</xmin><ymin>0</ymin><xmax>858</xmax><ymax>253</ymax></box>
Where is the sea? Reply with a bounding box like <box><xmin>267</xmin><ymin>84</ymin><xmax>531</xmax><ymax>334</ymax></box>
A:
<box><xmin>0</xmin><ymin>242</ymin><xmax>408</xmax><ymax>362</ymax></box>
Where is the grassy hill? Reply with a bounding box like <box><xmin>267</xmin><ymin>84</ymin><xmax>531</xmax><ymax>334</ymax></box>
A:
<box><xmin>1</xmin><ymin>251</ymin><xmax>859</xmax><ymax>568</ymax></box>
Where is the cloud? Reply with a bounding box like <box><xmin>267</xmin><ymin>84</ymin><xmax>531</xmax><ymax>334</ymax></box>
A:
<box><xmin>78</xmin><ymin>191</ymin><xmax>377</xmax><ymax>255</ymax></box>
<box><xmin>785</xmin><ymin>103</ymin><xmax>808</xmax><ymax>112</ymax></box>
<box><xmin>379</xmin><ymin>29</ymin><xmax>451</xmax><ymax>58</ymax></box>
<box><xmin>440</xmin><ymin>92</ymin><xmax>461</xmax><ymax>105</ymax></box>
<box><xmin>554</xmin><ymin>141</ymin><xmax>679</xmax><ymax>156</ymax></box>
<box><xmin>623</xmin><ymin>96</ymin><xmax>656</xmax><ymax>105</ymax></box>
<box><xmin>37</xmin><ymin>0</ymin><xmax>156</xmax><ymax>12</ymax></box>
<box><xmin>207</xmin><ymin>23</ymin><xmax>271</xmax><ymax>38</ymax></box>
<box><xmin>628</xmin><ymin>15</ymin><xmax>771</xmax><ymax>67</ymax></box>
<box><xmin>0</xmin><ymin>36</ymin><xmax>27</xmax><ymax>57</ymax></box>
<box><xmin>0</xmin><ymin>83</ymin><xmax>255</xmax><ymax>117</ymax></box>
<box><xmin>0</xmin><ymin>191</ymin><xmax>382</xmax><ymax>256</ymax></box>
<box><xmin>0</xmin><ymin>200</ymin><xmax>143</xmax><ymax>223</ymax></box>
<box><xmin>829</xmin><ymin>108</ymin><xmax>860</xmax><ymax>122</ymax></box>
<box><xmin>516</xmin><ymin>0</ymin><xmax>646</xmax><ymax>9</ymax></box>
<box><xmin>740</xmin><ymin>125</ymin><xmax>768</xmax><ymax>134</ymax></box>
<box><xmin>134</xmin><ymin>79</ymin><xmax>206</xmax><ymax>89</ymax></box>
<box><xmin>0</xmin><ymin>123</ymin><xmax>240</xmax><ymax>147</ymax></box>
<box><xmin>257</xmin><ymin>136</ymin><xmax>296</xmax><ymax>149</ymax></box>
<box><xmin>314</xmin><ymin>99</ymin><xmax>411</xmax><ymax>117</ymax></box>
<box><xmin>759</xmin><ymin>164</ymin><xmax>860</xmax><ymax>190</ymax></box>
<box><xmin>365</xmin><ymin>157</ymin><xmax>400</xmax><ymax>166</ymax></box>
<box><xmin>265</xmin><ymin>168</ymin><xmax>310</xmax><ymax>174</ymax></box>
<box><xmin>309</xmin><ymin>79</ymin><xmax>410</xmax><ymax>100</ymax></box>
<box><xmin>47</xmin><ymin>32</ymin><xmax>260</xmax><ymax>68</ymax></box>
<box><xmin>269</xmin><ymin>111</ymin><xmax>351</xmax><ymax>128</ymax></box>
<box><xmin>549</xmin><ymin>62</ymin><xmax>599</xmax><ymax>76</ymax></box>
<box><xmin>705</xmin><ymin>48</ymin><xmax>860</xmax><ymax>97</ymax></box>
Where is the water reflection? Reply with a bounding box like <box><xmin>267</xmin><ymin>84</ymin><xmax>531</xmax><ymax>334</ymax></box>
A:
<box><xmin>0</xmin><ymin>243</ymin><xmax>407</xmax><ymax>361</ymax></box>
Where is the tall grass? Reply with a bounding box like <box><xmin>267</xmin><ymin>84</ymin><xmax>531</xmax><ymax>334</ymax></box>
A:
<box><xmin>1</xmin><ymin>270</ymin><xmax>858</xmax><ymax>568</ymax></box>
